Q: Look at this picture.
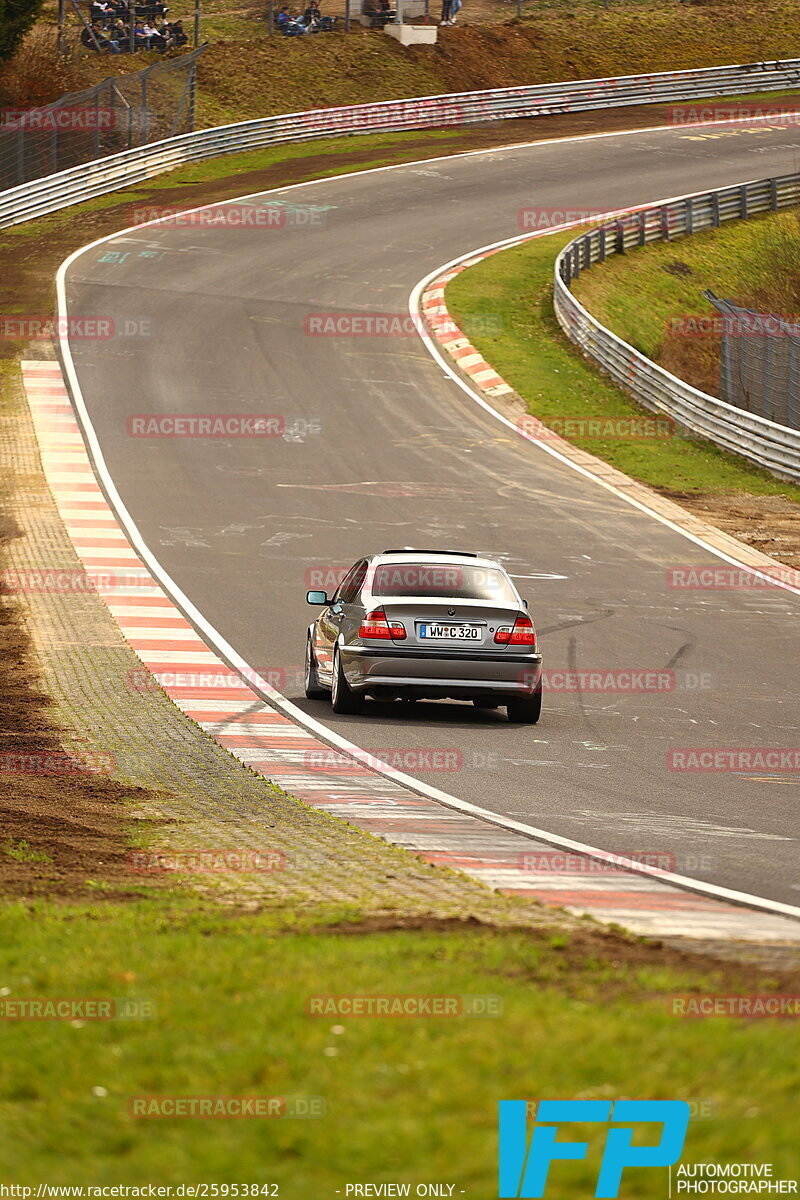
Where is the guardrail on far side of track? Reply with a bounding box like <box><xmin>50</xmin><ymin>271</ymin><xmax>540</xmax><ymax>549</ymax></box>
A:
<box><xmin>2</xmin><ymin>58</ymin><xmax>800</xmax><ymax>229</ymax></box>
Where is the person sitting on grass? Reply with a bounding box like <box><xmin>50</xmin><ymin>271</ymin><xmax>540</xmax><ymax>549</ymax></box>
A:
<box><xmin>277</xmin><ymin>5</ymin><xmax>308</xmax><ymax>33</ymax></box>
<box><xmin>81</xmin><ymin>21</ymin><xmax>120</xmax><ymax>49</ymax></box>
<box><xmin>303</xmin><ymin>0</ymin><xmax>321</xmax><ymax>27</ymax></box>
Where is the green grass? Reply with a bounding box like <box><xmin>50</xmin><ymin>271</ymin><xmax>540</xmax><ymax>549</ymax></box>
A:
<box><xmin>2</xmin><ymin>839</ymin><xmax>53</xmax><ymax>864</ymax></box>
<box><xmin>1</xmin><ymin>898</ymin><xmax>799</xmax><ymax>1188</ymax></box>
<box><xmin>446</xmin><ymin>229</ymin><xmax>800</xmax><ymax>498</ymax></box>
<box><xmin>571</xmin><ymin>208</ymin><xmax>800</xmax><ymax>359</ymax></box>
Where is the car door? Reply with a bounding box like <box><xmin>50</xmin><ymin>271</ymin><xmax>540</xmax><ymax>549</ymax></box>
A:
<box><xmin>315</xmin><ymin>560</ymin><xmax>364</xmax><ymax>676</ymax></box>
<box><xmin>334</xmin><ymin>559</ymin><xmax>369</xmax><ymax>650</ymax></box>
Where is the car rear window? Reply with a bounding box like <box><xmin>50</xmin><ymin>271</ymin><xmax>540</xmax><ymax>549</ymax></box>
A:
<box><xmin>371</xmin><ymin>563</ymin><xmax>517</xmax><ymax>604</ymax></box>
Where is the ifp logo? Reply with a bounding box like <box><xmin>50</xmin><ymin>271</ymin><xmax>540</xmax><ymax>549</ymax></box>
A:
<box><xmin>498</xmin><ymin>1100</ymin><xmax>690</xmax><ymax>1197</ymax></box>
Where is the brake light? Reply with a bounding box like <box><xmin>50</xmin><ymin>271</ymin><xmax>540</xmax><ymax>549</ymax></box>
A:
<box><xmin>494</xmin><ymin>614</ymin><xmax>536</xmax><ymax>646</ymax></box>
<box><xmin>359</xmin><ymin>608</ymin><xmax>406</xmax><ymax>640</ymax></box>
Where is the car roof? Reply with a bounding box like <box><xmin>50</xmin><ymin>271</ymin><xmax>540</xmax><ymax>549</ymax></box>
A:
<box><xmin>369</xmin><ymin>550</ymin><xmax>506</xmax><ymax>571</ymax></box>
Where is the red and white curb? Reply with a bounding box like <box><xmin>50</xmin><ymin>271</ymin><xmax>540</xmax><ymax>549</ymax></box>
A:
<box><xmin>21</xmin><ymin>358</ymin><xmax>800</xmax><ymax>943</ymax></box>
<box><xmin>423</xmin><ymin>268</ymin><xmax>514</xmax><ymax>398</ymax></box>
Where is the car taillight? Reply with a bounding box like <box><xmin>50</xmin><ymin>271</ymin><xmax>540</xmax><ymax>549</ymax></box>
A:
<box><xmin>494</xmin><ymin>614</ymin><xmax>536</xmax><ymax>646</ymax></box>
<box><xmin>359</xmin><ymin>608</ymin><xmax>406</xmax><ymax>640</ymax></box>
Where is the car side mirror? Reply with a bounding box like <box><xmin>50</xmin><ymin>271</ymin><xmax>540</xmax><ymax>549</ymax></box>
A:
<box><xmin>306</xmin><ymin>590</ymin><xmax>329</xmax><ymax>605</ymax></box>
<box><xmin>522</xmin><ymin>598</ymin><xmax>529</xmax><ymax>609</ymax></box>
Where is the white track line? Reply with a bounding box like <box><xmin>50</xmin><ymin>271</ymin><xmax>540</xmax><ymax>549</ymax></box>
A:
<box><xmin>54</xmin><ymin>124</ymin><xmax>800</xmax><ymax>923</ymax></box>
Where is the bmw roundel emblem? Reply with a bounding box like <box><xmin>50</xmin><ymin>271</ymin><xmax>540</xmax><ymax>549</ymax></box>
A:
<box><xmin>448</xmin><ymin>607</ymin><xmax>456</xmax><ymax>617</ymax></box>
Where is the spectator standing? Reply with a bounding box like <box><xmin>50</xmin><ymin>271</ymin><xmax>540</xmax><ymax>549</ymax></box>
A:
<box><xmin>448</xmin><ymin>0</ymin><xmax>461</xmax><ymax>21</ymax></box>
<box><xmin>439</xmin><ymin>0</ymin><xmax>452</xmax><ymax>23</ymax></box>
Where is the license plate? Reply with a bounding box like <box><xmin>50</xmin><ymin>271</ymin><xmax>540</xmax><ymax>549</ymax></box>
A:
<box><xmin>419</xmin><ymin>623</ymin><xmax>481</xmax><ymax>641</ymax></box>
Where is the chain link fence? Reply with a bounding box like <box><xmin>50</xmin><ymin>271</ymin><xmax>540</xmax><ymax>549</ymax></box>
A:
<box><xmin>0</xmin><ymin>45</ymin><xmax>205</xmax><ymax>192</ymax></box>
<box><xmin>705</xmin><ymin>291</ymin><xmax>800</xmax><ymax>431</ymax></box>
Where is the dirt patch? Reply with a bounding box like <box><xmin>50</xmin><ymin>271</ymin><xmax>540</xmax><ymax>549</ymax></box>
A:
<box><xmin>319</xmin><ymin>914</ymin><xmax>800</xmax><ymax>981</ymax></box>
<box><xmin>0</xmin><ymin>586</ymin><xmax>158</xmax><ymax>902</ymax></box>
<box><xmin>661</xmin><ymin>491</ymin><xmax>800</xmax><ymax>569</ymax></box>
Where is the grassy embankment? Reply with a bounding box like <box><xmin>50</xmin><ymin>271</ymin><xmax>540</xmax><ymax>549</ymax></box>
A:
<box><xmin>1</xmin><ymin>897</ymin><xmax>800</xmax><ymax>1186</ymax></box>
<box><xmin>572</xmin><ymin>207</ymin><xmax>800</xmax><ymax>397</ymax></box>
<box><xmin>7</xmin><ymin>0</ymin><xmax>800</xmax><ymax>123</ymax></box>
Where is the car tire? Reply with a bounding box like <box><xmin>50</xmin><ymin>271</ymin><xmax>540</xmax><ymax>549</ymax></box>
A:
<box><xmin>304</xmin><ymin>636</ymin><xmax>328</xmax><ymax>700</ymax></box>
<box><xmin>506</xmin><ymin>680</ymin><xmax>543</xmax><ymax>725</ymax></box>
<box><xmin>331</xmin><ymin>647</ymin><xmax>363</xmax><ymax>714</ymax></box>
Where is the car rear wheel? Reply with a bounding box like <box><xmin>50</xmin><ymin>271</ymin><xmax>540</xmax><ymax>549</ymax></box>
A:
<box><xmin>304</xmin><ymin>636</ymin><xmax>328</xmax><ymax>700</ymax></box>
<box><xmin>331</xmin><ymin>647</ymin><xmax>363</xmax><ymax>715</ymax></box>
<box><xmin>506</xmin><ymin>680</ymin><xmax>542</xmax><ymax>725</ymax></box>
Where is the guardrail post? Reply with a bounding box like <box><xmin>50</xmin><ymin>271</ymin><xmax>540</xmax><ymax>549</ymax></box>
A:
<box><xmin>141</xmin><ymin>73</ymin><xmax>149</xmax><ymax>146</ymax></box>
<box><xmin>763</xmin><ymin>335</ymin><xmax>775</xmax><ymax>422</ymax></box>
<box><xmin>572</xmin><ymin>243</ymin><xmax>580</xmax><ymax>279</ymax></box>
<box><xmin>686</xmin><ymin>197</ymin><xmax>693</xmax><ymax>235</ymax></box>
<box><xmin>770</xmin><ymin>177</ymin><xmax>778</xmax><ymax>211</ymax></box>
<box><xmin>638</xmin><ymin>211</ymin><xmax>646</xmax><ymax>247</ymax></box>
<box><xmin>711</xmin><ymin>193</ymin><xmax>720</xmax><ymax>227</ymax></box>
<box><xmin>740</xmin><ymin>184</ymin><xmax>748</xmax><ymax>219</ymax></box>
<box><xmin>93</xmin><ymin>90</ymin><xmax>101</xmax><ymax>160</ymax></box>
<box><xmin>660</xmin><ymin>206</ymin><xmax>670</xmax><ymax>241</ymax></box>
<box><xmin>599</xmin><ymin>225</ymin><xmax>606</xmax><ymax>262</ymax></box>
<box><xmin>616</xmin><ymin>220</ymin><xmax>625</xmax><ymax>254</ymax></box>
<box><xmin>789</xmin><ymin>337</ymin><xmax>800</xmax><ymax>430</ymax></box>
<box><xmin>15</xmin><ymin>129</ymin><xmax>24</xmax><ymax>187</ymax></box>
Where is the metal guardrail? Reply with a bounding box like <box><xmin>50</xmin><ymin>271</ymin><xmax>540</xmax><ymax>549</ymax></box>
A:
<box><xmin>553</xmin><ymin>172</ymin><xmax>800</xmax><ymax>482</ymax></box>
<box><xmin>2</xmin><ymin>58</ymin><xmax>800</xmax><ymax>230</ymax></box>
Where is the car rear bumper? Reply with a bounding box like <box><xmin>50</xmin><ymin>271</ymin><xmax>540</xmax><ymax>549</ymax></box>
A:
<box><xmin>340</xmin><ymin>644</ymin><xmax>543</xmax><ymax>699</ymax></box>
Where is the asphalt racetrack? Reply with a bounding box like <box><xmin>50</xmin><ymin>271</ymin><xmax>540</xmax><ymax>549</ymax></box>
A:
<box><xmin>62</xmin><ymin>119</ymin><xmax>800</xmax><ymax>906</ymax></box>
